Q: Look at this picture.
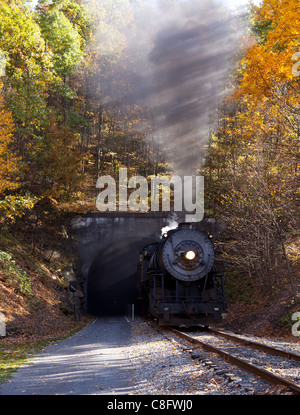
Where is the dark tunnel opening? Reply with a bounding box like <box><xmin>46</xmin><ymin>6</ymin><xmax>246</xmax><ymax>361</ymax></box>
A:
<box><xmin>86</xmin><ymin>236</ymin><xmax>151</xmax><ymax>316</ymax></box>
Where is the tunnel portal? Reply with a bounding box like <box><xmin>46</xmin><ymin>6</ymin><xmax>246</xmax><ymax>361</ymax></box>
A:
<box><xmin>72</xmin><ymin>213</ymin><xmax>174</xmax><ymax>316</ymax></box>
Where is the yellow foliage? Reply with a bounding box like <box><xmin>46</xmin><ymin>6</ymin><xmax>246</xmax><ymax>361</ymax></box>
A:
<box><xmin>238</xmin><ymin>0</ymin><xmax>300</xmax><ymax>102</ymax></box>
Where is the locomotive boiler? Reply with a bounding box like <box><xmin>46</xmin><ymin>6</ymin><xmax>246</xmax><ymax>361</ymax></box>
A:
<box><xmin>137</xmin><ymin>223</ymin><xmax>227</xmax><ymax>326</ymax></box>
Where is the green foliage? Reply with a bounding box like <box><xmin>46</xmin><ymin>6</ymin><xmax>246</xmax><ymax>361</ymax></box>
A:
<box><xmin>37</xmin><ymin>7</ymin><xmax>83</xmax><ymax>76</ymax></box>
<box><xmin>0</xmin><ymin>250</ymin><xmax>32</xmax><ymax>296</ymax></box>
<box><xmin>0</xmin><ymin>195</ymin><xmax>39</xmax><ymax>225</ymax></box>
<box><xmin>252</xmin><ymin>19</ymin><xmax>273</xmax><ymax>45</ymax></box>
<box><xmin>0</xmin><ymin>1</ymin><xmax>53</xmax><ymax>132</ymax></box>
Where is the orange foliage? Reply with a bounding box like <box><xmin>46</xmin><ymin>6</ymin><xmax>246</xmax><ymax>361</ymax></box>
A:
<box><xmin>238</xmin><ymin>0</ymin><xmax>300</xmax><ymax>103</ymax></box>
<box><xmin>0</xmin><ymin>82</ymin><xmax>20</xmax><ymax>195</ymax></box>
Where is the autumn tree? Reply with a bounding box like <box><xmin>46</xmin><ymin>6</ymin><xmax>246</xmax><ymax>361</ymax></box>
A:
<box><xmin>0</xmin><ymin>84</ymin><xmax>19</xmax><ymax>195</ymax></box>
<box><xmin>34</xmin><ymin>117</ymin><xmax>83</xmax><ymax>201</ymax></box>
<box><xmin>0</xmin><ymin>82</ymin><xmax>38</xmax><ymax>224</ymax></box>
<box><xmin>203</xmin><ymin>0</ymin><xmax>299</xmax><ymax>303</ymax></box>
<box><xmin>0</xmin><ymin>1</ymin><xmax>90</xmax><ymax>204</ymax></box>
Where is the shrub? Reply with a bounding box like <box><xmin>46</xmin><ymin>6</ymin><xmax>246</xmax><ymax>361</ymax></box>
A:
<box><xmin>0</xmin><ymin>250</ymin><xmax>32</xmax><ymax>296</ymax></box>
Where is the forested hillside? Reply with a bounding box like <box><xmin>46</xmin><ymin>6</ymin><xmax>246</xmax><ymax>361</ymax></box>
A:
<box><xmin>0</xmin><ymin>0</ymin><xmax>168</xmax><ymax>217</ymax></box>
<box><xmin>202</xmin><ymin>0</ymin><xmax>299</xmax><ymax>333</ymax></box>
<box><xmin>0</xmin><ymin>0</ymin><xmax>170</xmax><ymax>340</ymax></box>
<box><xmin>0</xmin><ymin>0</ymin><xmax>298</xmax><ymax>340</ymax></box>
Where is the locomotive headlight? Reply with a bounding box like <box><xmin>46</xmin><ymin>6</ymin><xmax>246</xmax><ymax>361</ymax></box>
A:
<box><xmin>185</xmin><ymin>250</ymin><xmax>196</xmax><ymax>260</ymax></box>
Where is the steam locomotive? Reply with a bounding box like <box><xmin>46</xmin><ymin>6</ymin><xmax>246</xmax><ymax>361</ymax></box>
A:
<box><xmin>137</xmin><ymin>223</ymin><xmax>227</xmax><ymax>326</ymax></box>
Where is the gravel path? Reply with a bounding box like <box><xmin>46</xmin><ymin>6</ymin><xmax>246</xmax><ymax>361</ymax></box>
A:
<box><xmin>0</xmin><ymin>316</ymin><xmax>134</xmax><ymax>395</ymax></box>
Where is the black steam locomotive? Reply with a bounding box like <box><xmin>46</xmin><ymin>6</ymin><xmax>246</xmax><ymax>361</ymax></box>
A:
<box><xmin>137</xmin><ymin>223</ymin><xmax>227</xmax><ymax>326</ymax></box>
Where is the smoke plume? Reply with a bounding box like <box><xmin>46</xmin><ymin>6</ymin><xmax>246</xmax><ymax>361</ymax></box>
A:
<box><xmin>143</xmin><ymin>1</ymin><xmax>235</xmax><ymax>175</ymax></box>
<box><xmin>89</xmin><ymin>0</ymin><xmax>236</xmax><ymax>176</ymax></box>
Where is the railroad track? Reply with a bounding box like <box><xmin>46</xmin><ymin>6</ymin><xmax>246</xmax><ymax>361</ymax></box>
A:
<box><xmin>168</xmin><ymin>326</ymin><xmax>300</xmax><ymax>395</ymax></box>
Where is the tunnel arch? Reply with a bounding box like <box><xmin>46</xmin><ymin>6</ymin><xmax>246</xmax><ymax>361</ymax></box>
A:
<box><xmin>86</xmin><ymin>236</ymin><xmax>142</xmax><ymax>316</ymax></box>
<box><xmin>72</xmin><ymin>213</ymin><xmax>181</xmax><ymax>316</ymax></box>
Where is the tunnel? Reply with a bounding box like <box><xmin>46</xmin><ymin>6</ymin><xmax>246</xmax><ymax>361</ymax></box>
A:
<box><xmin>86</xmin><ymin>236</ymin><xmax>149</xmax><ymax>316</ymax></box>
<box><xmin>73</xmin><ymin>213</ymin><xmax>174</xmax><ymax>317</ymax></box>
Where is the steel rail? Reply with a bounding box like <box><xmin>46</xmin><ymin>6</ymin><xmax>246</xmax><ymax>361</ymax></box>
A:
<box><xmin>208</xmin><ymin>327</ymin><xmax>300</xmax><ymax>363</ymax></box>
<box><xmin>171</xmin><ymin>328</ymin><xmax>300</xmax><ymax>395</ymax></box>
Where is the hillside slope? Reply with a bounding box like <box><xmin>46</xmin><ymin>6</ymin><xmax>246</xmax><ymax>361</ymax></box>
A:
<box><xmin>0</xmin><ymin>209</ymin><xmax>89</xmax><ymax>342</ymax></box>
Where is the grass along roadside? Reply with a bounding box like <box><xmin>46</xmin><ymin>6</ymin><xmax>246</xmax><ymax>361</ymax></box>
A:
<box><xmin>0</xmin><ymin>321</ymin><xmax>90</xmax><ymax>385</ymax></box>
